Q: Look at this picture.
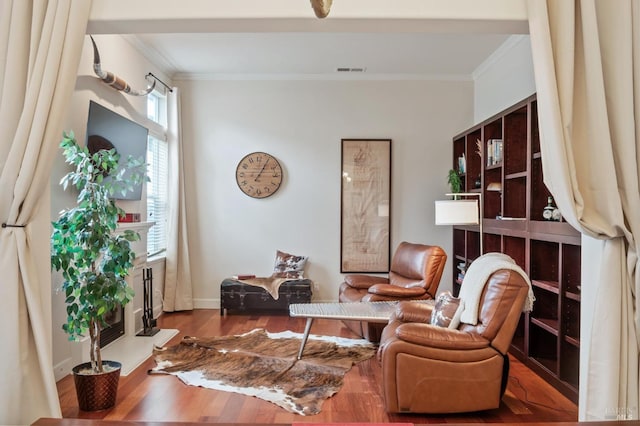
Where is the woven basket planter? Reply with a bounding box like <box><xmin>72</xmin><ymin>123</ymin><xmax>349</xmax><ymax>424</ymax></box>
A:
<box><xmin>72</xmin><ymin>360</ymin><xmax>122</xmax><ymax>411</ymax></box>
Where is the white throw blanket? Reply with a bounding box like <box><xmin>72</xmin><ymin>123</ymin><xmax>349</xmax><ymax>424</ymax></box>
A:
<box><xmin>457</xmin><ymin>252</ymin><xmax>535</xmax><ymax>325</ymax></box>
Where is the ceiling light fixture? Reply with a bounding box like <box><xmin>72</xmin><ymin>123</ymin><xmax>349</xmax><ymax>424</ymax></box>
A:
<box><xmin>336</xmin><ymin>67</ymin><xmax>366</xmax><ymax>73</ymax></box>
<box><xmin>310</xmin><ymin>0</ymin><xmax>333</xmax><ymax>18</ymax></box>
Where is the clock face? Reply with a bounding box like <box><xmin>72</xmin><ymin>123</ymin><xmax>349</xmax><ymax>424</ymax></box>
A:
<box><xmin>235</xmin><ymin>152</ymin><xmax>283</xmax><ymax>199</ymax></box>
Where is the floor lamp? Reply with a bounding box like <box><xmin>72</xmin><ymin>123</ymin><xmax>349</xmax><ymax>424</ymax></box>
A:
<box><xmin>435</xmin><ymin>192</ymin><xmax>483</xmax><ymax>255</ymax></box>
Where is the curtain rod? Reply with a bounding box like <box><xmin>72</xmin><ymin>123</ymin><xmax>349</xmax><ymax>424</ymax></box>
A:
<box><xmin>146</xmin><ymin>72</ymin><xmax>173</xmax><ymax>93</ymax></box>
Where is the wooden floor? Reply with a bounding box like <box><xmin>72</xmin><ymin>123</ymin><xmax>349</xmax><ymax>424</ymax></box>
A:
<box><xmin>55</xmin><ymin>309</ymin><xmax>578</xmax><ymax>424</ymax></box>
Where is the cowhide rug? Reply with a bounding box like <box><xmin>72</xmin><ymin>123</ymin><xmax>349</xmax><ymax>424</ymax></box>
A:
<box><xmin>149</xmin><ymin>328</ymin><xmax>376</xmax><ymax>416</ymax></box>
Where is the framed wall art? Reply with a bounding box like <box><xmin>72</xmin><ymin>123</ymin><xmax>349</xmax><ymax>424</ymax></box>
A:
<box><xmin>340</xmin><ymin>139</ymin><xmax>391</xmax><ymax>273</ymax></box>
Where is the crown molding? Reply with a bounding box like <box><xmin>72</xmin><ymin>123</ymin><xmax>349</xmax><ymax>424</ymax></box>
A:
<box><xmin>172</xmin><ymin>72</ymin><xmax>473</xmax><ymax>82</ymax></box>
<box><xmin>472</xmin><ymin>34</ymin><xmax>529</xmax><ymax>81</ymax></box>
<box><xmin>122</xmin><ymin>35</ymin><xmax>177</xmax><ymax>77</ymax></box>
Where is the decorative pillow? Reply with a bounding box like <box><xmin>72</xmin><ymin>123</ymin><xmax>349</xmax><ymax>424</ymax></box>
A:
<box><xmin>430</xmin><ymin>291</ymin><xmax>464</xmax><ymax>329</ymax></box>
<box><xmin>272</xmin><ymin>250</ymin><xmax>308</xmax><ymax>279</ymax></box>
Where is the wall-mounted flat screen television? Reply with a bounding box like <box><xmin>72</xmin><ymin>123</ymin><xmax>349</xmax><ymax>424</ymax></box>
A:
<box><xmin>86</xmin><ymin>101</ymin><xmax>148</xmax><ymax>200</ymax></box>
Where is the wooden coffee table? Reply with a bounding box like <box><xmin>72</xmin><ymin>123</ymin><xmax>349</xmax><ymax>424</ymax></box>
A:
<box><xmin>289</xmin><ymin>300</ymin><xmax>433</xmax><ymax>359</ymax></box>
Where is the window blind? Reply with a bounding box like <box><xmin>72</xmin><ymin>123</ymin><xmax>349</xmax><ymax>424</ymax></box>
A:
<box><xmin>147</xmin><ymin>135</ymin><xmax>168</xmax><ymax>257</ymax></box>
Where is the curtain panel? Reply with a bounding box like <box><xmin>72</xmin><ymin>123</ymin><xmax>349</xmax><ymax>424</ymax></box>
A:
<box><xmin>0</xmin><ymin>0</ymin><xmax>92</xmax><ymax>424</ymax></box>
<box><xmin>527</xmin><ymin>0</ymin><xmax>640</xmax><ymax>420</ymax></box>
<box><xmin>163</xmin><ymin>87</ymin><xmax>194</xmax><ymax>311</ymax></box>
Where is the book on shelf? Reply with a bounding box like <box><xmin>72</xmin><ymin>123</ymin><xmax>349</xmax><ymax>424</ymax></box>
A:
<box><xmin>233</xmin><ymin>274</ymin><xmax>256</xmax><ymax>280</ymax></box>
<box><xmin>495</xmin><ymin>139</ymin><xmax>503</xmax><ymax>163</ymax></box>
<box><xmin>486</xmin><ymin>139</ymin><xmax>503</xmax><ymax>166</ymax></box>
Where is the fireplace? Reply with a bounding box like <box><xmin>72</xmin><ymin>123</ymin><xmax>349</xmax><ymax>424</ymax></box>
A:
<box><xmin>100</xmin><ymin>305</ymin><xmax>125</xmax><ymax>347</ymax></box>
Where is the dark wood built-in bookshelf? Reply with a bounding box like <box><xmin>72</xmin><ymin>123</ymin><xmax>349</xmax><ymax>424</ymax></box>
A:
<box><xmin>451</xmin><ymin>94</ymin><xmax>581</xmax><ymax>403</ymax></box>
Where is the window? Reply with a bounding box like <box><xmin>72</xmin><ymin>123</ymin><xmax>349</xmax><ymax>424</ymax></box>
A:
<box><xmin>147</xmin><ymin>91</ymin><xmax>168</xmax><ymax>257</ymax></box>
<box><xmin>147</xmin><ymin>91</ymin><xmax>165</xmax><ymax>125</ymax></box>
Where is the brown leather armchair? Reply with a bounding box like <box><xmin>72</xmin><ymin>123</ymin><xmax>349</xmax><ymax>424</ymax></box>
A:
<box><xmin>377</xmin><ymin>268</ymin><xmax>529</xmax><ymax>413</ymax></box>
<box><xmin>338</xmin><ymin>241</ymin><xmax>447</xmax><ymax>341</ymax></box>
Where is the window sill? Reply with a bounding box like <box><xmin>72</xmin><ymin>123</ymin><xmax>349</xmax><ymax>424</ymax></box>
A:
<box><xmin>147</xmin><ymin>254</ymin><xmax>166</xmax><ymax>265</ymax></box>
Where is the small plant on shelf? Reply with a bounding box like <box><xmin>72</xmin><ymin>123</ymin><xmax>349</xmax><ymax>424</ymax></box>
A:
<box><xmin>447</xmin><ymin>169</ymin><xmax>463</xmax><ymax>194</ymax></box>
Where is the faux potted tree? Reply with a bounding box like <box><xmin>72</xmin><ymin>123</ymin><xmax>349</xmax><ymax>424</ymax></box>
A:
<box><xmin>51</xmin><ymin>131</ymin><xmax>146</xmax><ymax>411</ymax></box>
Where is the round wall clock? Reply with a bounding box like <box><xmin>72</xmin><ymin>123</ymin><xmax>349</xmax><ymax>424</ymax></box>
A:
<box><xmin>235</xmin><ymin>152</ymin><xmax>283</xmax><ymax>199</ymax></box>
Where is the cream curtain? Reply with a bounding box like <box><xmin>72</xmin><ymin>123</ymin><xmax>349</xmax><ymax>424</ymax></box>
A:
<box><xmin>527</xmin><ymin>0</ymin><xmax>640</xmax><ymax>420</ymax></box>
<box><xmin>163</xmin><ymin>87</ymin><xmax>194</xmax><ymax>311</ymax></box>
<box><xmin>0</xmin><ymin>0</ymin><xmax>92</xmax><ymax>424</ymax></box>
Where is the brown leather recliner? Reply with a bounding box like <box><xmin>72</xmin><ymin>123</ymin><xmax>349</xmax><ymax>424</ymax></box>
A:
<box><xmin>338</xmin><ymin>241</ymin><xmax>447</xmax><ymax>341</ymax></box>
<box><xmin>378</xmin><ymin>268</ymin><xmax>529</xmax><ymax>413</ymax></box>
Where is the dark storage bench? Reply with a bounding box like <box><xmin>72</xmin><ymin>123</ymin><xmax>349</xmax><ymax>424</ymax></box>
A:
<box><xmin>220</xmin><ymin>278</ymin><xmax>312</xmax><ymax>315</ymax></box>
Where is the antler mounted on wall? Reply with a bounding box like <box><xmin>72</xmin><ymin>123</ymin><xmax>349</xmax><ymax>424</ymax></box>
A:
<box><xmin>90</xmin><ymin>36</ymin><xmax>156</xmax><ymax>96</ymax></box>
<box><xmin>310</xmin><ymin>0</ymin><xmax>333</xmax><ymax>18</ymax></box>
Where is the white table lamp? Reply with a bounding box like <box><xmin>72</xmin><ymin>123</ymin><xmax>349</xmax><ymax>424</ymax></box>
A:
<box><xmin>435</xmin><ymin>192</ymin><xmax>483</xmax><ymax>254</ymax></box>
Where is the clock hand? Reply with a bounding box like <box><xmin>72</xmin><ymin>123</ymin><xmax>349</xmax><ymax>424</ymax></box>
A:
<box><xmin>254</xmin><ymin>158</ymin><xmax>269</xmax><ymax>181</ymax></box>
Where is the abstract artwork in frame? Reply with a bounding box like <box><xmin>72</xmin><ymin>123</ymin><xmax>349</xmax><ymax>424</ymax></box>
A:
<box><xmin>340</xmin><ymin>139</ymin><xmax>391</xmax><ymax>273</ymax></box>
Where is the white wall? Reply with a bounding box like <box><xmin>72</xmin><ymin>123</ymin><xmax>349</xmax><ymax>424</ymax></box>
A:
<box><xmin>473</xmin><ymin>35</ymin><xmax>535</xmax><ymax>123</ymax></box>
<box><xmin>51</xmin><ymin>35</ymin><xmax>171</xmax><ymax>380</ymax></box>
<box><xmin>176</xmin><ymin>78</ymin><xmax>474</xmax><ymax>306</ymax></box>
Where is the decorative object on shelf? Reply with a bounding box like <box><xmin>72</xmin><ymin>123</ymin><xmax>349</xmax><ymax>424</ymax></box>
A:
<box><xmin>487</xmin><ymin>182</ymin><xmax>503</xmax><ymax>219</ymax></box>
<box><xmin>235</xmin><ymin>151</ymin><xmax>283</xmax><ymax>199</ymax></box>
<box><xmin>474</xmin><ymin>175</ymin><xmax>482</xmax><ymax>189</ymax></box>
<box><xmin>118</xmin><ymin>212</ymin><xmax>141</xmax><ymax>223</ymax></box>
<box><xmin>90</xmin><ymin>36</ymin><xmax>156</xmax><ymax>96</ymax></box>
<box><xmin>341</xmin><ymin>139</ymin><xmax>391</xmax><ymax>273</ymax></box>
<box><xmin>51</xmin><ymin>132</ymin><xmax>147</xmax><ymax>410</ymax></box>
<box><xmin>310</xmin><ymin>0</ymin><xmax>333</xmax><ymax>18</ymax></box>
<box><xmin>552</xmin><ymin>205</ymin><xmax>562</xmax><ymax>221</ymax></box>
<box><xmin>543</xmin><ymin>195</ymin><xmax>558</xmax><ymax>221</ymax></box>
<box><xmin>457</xmin><ymin>153</ymin><xmax>466</xmax><ymax>173</ymax></box>
<box><xmin>435</xmin><ymin>192</ymin><xmax>483</xmax><ymax>255</ymax></box>
<box><xmin>447</xmin><ymin>168</ymin><xmax>463</xmax><ymax>193</ymax></box>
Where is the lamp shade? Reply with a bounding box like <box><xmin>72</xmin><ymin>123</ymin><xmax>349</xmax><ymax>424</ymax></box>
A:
<box><xmin>434</xmin><ymin>200</ymin><xmax>479</xmax><ymax>225</ymax></box>
<box><xmin>487</xmin><ymin>182</ymin><xmax>502</xmax><ymax>192</ymax></box>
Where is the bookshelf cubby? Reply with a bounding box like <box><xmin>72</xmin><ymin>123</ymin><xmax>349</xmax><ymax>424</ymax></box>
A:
<box><xmin>449</xmin><ymin>94</ymin><xmax>581</xmax><ymax>402</ymax></box>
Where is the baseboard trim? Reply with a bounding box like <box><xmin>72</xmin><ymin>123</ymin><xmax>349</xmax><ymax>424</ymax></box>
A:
<box><xmin>153</xmin><ymin>305</ymin><xmax>163</xmax><ymax>319</ymax></box>
<box><xmin>54</xmin><ymin>358</ymin><xmax>72</xmax><ymax>382</ymax></box>
<box><xmin>194</xmin><ymin>298</ymin><xmax>218</xmax><ymax>309</ymax></box>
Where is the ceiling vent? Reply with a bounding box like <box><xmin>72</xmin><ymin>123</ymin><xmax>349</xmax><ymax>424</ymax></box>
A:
<box><xmin>336</xmin><ymin>67</ymin><xmax>366</xmax><ymax>73</ymax></box>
